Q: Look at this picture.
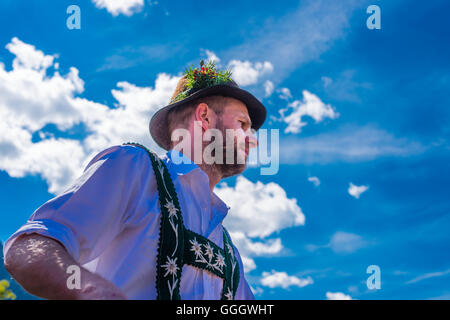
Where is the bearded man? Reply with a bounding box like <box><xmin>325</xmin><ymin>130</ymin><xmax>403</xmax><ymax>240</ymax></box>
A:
<box><xmin>3</xmin><ymin>60</ymin><xmax>266</xmax><ymax>300</ymax></box>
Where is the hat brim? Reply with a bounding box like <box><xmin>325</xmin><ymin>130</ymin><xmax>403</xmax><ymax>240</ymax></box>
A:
<box><xmin>149</xmin><ymin>84</ymin><xmax>267</xmax><ymax>150</ymax></box>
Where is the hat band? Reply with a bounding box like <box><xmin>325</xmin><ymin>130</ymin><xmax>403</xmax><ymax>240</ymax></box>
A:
<box><xmin>169</xmin><ymin>80</ymin><xmax>238</xmax><ymax>105</ymax></box>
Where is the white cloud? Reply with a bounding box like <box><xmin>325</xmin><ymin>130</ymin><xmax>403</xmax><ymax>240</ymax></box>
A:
<box><xmin>200</xmin><ymin>53</ymin><xmax>275</xmax><ymax>97</ymax></box>
<box><xmin>241</xmin><ymin>256</ymin><xmax>257</xmax><ymax>273</ymax></box>
<box><xmin>278</xmin><ymin>87</ymin><xmax>292</xmax><ymax>101</ymax></box>
<box><xmin>6</xmin><ymin>37</ymin><xmax>54</xmax><ymax>71</ymax></box>
<box><xmin>329</xmin><ymin>231</ymin><xmax>366</xmax><ymax>254</ymax></box>
<box><xmin>0</xmin><ymin>37</ymin><xmax>178</xmax><ymax>193</ymax></box>
<box><xmin>308</xmin><ymin>176</ymin><xmax>320</xmax><ymax>187</ymax></box>
<box><xmin>80</xmin><ymin>73</ymin><xmax>179</xmax><ymax>153</ymax></box>
<box><xmin>111</xmin><ymin>78</ymin><xmax>177</xmax><ymax>114</ymax></box>
<box><xmin>204</xmin><ymin>49</ymin><xmax>220</xmax><ymax>63</ymax></box>
<box><xmin>218</xmin><ymin>176</ymin><xmax>305</xmax><ymax>239</ymax></box>
<box><xmin>281</xmin><ymin>90</ymin><xmax>338</xmax><ymax>134</ymax></box>
<box><xmin>348</xmin><ymin>183</ymin><xmax>369</xmax><ymax>199</ymax></box>
<box><xmin>261</xmin><ymin>270</ymin><xmax>313</xmax><ymax>289</ymax></box>
<box><xmin>227</xmin><ymin>60</ymin><xmax>273</xmax><ymax>86</ymax></box>
<box><xmin>229</xmin><ymin>231</ymin><xmax>283</xmax><ymax>256</ymax></box>
<box><xmin>228</xmin><ymin>230</ymin><xmax>283</xmax><ymax>273</ymax></box>
<box><xmin>0</xmin><ymin>128</ymin><xmax>86</xmax><ymax>194</ymax></box>
<box><xmin>250</xmin><ymin>285</ymin><xmax>264</xmax><ymax>296</ymax></box>
<box><xmin>264</xmin><ymin>80</ymin><xmax>274</xmax><ymax>97</ymax></box>
<box><xmin>216</xmin><ymin>176</ymin><xmax>304</xmax><ymax>273</ymax></box>
<box><xmin>0</xmin><ymin>38</ymin><xmax>84</xmax><ymax>133</ymax></box>
<box><xmin>326</xmin><ymin>292</ymin><xmax>352</xmax><ymax>300</ymax></box>
<box><xmin>92</xmin><ymin>0</ymin><xmax>144</xmax><ymax>17</ymax></box>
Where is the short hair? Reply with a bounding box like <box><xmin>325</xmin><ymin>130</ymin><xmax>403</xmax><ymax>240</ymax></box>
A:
<box><xmin>167</xmin><ymin>95</ymin><xmax>229</xmax><ymax>139</ymax></box>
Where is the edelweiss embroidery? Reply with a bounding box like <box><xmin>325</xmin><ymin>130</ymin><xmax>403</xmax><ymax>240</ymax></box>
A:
<box><xmin>192</xmin><ymin>240</ymin><xmax>225</xmax><ymax>274</ymax></box>
<box><xmin>162</xmin><ymin>256</ymin><xmax>179</xmax><ymax>278</ymax></box>
<box><xmin>123</xmin><ymin>142</ymin><xmax>240</xmax><ymax>300</ymax></box>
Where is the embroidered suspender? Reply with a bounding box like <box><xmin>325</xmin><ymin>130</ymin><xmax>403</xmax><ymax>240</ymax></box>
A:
<box><xmin>123</xmin><ymin>142</ymin><xmax>240</xmax><ymax>300</ymax></box>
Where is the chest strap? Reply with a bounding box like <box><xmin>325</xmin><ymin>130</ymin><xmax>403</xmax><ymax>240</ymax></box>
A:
<box><xmin>123</xmin><ymin>142</ymin><xmax>240</xmax><ymax>300</ymax></box>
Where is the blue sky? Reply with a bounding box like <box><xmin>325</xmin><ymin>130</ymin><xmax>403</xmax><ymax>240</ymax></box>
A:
<box><xmin>0</xmin><ymin>0</ymin><xmax>449</xmax><ymax>300</ymax></box>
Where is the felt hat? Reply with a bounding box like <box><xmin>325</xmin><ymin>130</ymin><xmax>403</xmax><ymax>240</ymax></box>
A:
<box><xmin>149</xmin><ymin>60</ymin><xmax>267</xmax><ymax>150</ymax></box>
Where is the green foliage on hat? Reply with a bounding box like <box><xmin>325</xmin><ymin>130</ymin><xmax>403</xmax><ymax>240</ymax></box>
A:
<box><xmin>171</xmin><ymin>60</ymin><xmax>233</xmax><ymax>103</ymax></box>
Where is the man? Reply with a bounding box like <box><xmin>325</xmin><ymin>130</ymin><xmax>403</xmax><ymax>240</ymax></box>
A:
<box><xmin>3</xmin><ymin>60</ymin><xmax>266</xmax><ymax>300</ymax></box>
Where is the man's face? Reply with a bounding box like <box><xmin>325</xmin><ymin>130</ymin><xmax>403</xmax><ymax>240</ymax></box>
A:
<box><xmin>213</xmin><ymin>98</ymin><xmax>258</xmax><ymax>177</ymax></box>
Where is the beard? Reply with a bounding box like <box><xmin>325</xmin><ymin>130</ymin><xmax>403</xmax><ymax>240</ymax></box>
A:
<box><xmin>216</xmin><ymin>144</ymin><xmax>246</xmax><ymax>178</ymax></box>
<box><xmin>211</xmin><ymin>118</ymin><xmax>248</xmax><ymax>178</ymax></box>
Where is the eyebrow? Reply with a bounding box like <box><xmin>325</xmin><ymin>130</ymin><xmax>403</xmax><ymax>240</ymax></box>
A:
<box><xmin>239</xmin><ymin>113</ymin><xmax>252</xmax><ymax>127</ymax></box>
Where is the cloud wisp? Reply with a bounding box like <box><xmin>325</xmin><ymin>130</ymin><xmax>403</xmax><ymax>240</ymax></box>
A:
<box><xmin>306</xmin><ymin>231</ymin><xmax>367</xmax><ymax>255</ymax></box>
<box><xmin>406</xmin><ymin>269</ymin><xmax>450</xmax><ymax>285</ymax></box>
<box><xmin>279</xmin><ymin>125</ymin><xmax>427</xmax><ymax>165</ymax></box>
<box><xmin>223</xmin><ymin>0</ymin><xmax>362</xmax><ymax>83</ymax></box>
<box><xmin>308</xmin><ymin>176</ymin><xmax>321</xmax><ymax>187</ymax></box>
<box><xmin>348</xmin><ymin>183</ymin><xmax>369</xmax><ymax>199</ymax></box>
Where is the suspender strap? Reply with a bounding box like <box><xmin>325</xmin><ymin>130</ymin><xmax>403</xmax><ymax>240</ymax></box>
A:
<box><xmin>123</xmin><ymin>142</ymin><xmax>239</xmax><ymax>300</ymax></box>
<box><xmin>221</xmin><ymin>228</ymin><xmax>240</xmax><ymax>300</ymax></box>
<box><xmin>123</xmin><ymin>142</ymin><xmax>184</xmax><ymax>300</ymax></box>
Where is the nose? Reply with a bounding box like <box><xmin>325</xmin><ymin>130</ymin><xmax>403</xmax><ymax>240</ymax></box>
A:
<box><xmin>245</xmin><ymin>129</ymin><xmax>258</xmax><ymax>148</ymax></box>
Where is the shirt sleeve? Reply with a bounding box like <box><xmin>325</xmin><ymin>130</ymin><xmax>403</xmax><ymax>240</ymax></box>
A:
<box><xmin>3</xmin><ymin>144</ymin><xmax>155</xmax><ymax>264</ymax></box>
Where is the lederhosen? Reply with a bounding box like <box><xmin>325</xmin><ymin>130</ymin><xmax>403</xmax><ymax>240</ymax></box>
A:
<box><xmin>123</xmin><ymin>142</ymin><xmax>240</xmax><ymax>300</ymax></box>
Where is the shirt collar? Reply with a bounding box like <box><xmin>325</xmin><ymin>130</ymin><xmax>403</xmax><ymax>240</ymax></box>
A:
<box><xmin>165</xmin><ymin>149</ymin><xmax>230</xmax><ymax>212</ymax></box>
<box><xmin>211</xmin><ymin>192</ymin><xmax>230</xmax><ymax>214</ymax></box>
<box><xmin>165</xmin><ymin>149</ymin><xmax>199</xmax><ymax>176</ymax></box>
<box><xmin>164</xmin><ymin>149</ymin><xmax>230</xmax><ymax>235</ymax></box>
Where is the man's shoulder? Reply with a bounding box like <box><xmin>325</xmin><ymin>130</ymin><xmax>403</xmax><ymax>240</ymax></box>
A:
<box><xmin>84</xmin><ymin>143</ymin><xmax>158</xmax><ymax>172</ymax></box>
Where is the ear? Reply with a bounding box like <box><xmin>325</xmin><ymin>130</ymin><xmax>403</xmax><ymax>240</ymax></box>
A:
<box><xmin>195</xmin><ymin>102</ymin><xmax>212</xmax><ymax>131</ymax></box>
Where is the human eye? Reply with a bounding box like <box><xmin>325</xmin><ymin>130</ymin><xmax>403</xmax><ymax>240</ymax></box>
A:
<box><xmin>238</xmin><ymin>120</ymin><xmax>246</xmax><ymax>128</ymax></box>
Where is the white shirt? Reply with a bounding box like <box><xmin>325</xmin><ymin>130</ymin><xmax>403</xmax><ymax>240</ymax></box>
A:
<box><xmin>3</xmin><ymin>144</ymin><xmax>254</xmax><ymax>300</ymax></box>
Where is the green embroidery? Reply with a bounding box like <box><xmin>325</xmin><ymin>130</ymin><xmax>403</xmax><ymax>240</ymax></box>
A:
<box><xmin>222</xmin><ymin>228</ymin><xmax>240</xmax><ymax>300</ymax></box>
<box><xmin>184</xmin><ymin>228</ymin><xmax>227</xmax><ymax>279</ymax></box>
<box><xmin>123</xmin><ymin>142</ymin><xmax>240</xmax><ymax>300</ymax></box>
